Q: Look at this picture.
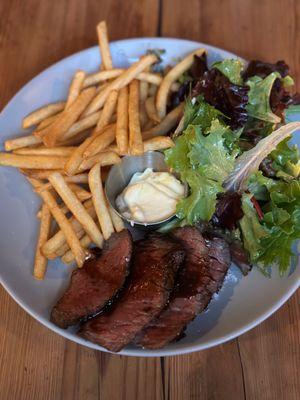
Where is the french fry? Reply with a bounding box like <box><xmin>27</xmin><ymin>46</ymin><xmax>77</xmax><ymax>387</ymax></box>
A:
<box><xmin>83</xmin><ymin>54</ymin><xmax>158</xmax><ymax>116</ymax></box>
<box><xmin>129</xmin><ymin>80</ymin><xmax>143</xmax><ymax>155</ymax></box>
<box><xmin>0</xmin><ymin>153</ymin><xmax>68</xmax><ymax>169</ymax></box>
<box><xmin>60</xmin><ymin>130</ymin><xmax>91</xmax><ymax>147</ymax></box>
<box><xmin>14</xmin><ymin>146</ymin><xmax>76</xmax><ymax>156</ymax></box>
<box><xmin>20</xmin><ymin>168</ymin><xmax>66</xmax><ymax>179</ymax></box>
<box><xmin>62</xmin><ymin>234</ymin><xmax>92</xmax><ymax>264</ymax></box>
<box><xmin>42</xmin><ymin>199</ymin><xmax>95</xmax><ymax>257</ymax></box>
<box><xmin>32</xmin><ymin>184</ymin><xmax>87</xmax><ymax>267</ymax></box>
<box><xmin>64</xmin><ymin>136</ymin><xmax>95</xmax><ymax>176</ymax></box>
<box><xmin>79</xmin><ymin>151</ymin><xmax>121</xmax><ymax>172</ymax></box>
<box><xmin>108</xmin><ymin>204</ymin><xmax>124</xmax><ymax>232</ymax></box>
<box><xmin>39</xmin><ymin>87</ymin><xmax>96</xmax><ymax>147</ymax></box>
<box><xmin>36</xmin><ymin>201</ymin><xmax>70</xmax><ymax>219</ymax></box>
<box><xmin>156</xmin><ymin>48</ymin><xmax>206</xmax><ymax>118</ymax></box>
<box><xmin>94</xmin><ymin>90</ymin><xmax>118</xmax><ymax>131</ymax></box>
<box><xmin>96</xmin><ymin>21</ymin><xmax>113</xmax><ymax>70</ymax></box>
<box><xmin>36</xmin><ymin>112</ymin><xmax>61</xmax><ymax>131</ymax></box>
<box><xmin>66</xmin><ymin>70</ymin><xmax>86</xmax><ymax>108</ymax></box>
<box><xmin>140</xmin><ymin>81</ymin><xmax>148</xmax><ymax>102</ymax></box>
<box><xmin>33</xmin><ymin>203</ymin><xmax>52</xmax><ymax>279</ymax></box>
<box><xmin>116</xmin><ymin>86</ymin><xmax>129</xmax><ymax>154</ymax></box>
<box><xmin>22</xmin><ymin>102</ymin><xmax>65</xmax><ymax>129</ymax></box>
<box><xmin>5</xmin><ymin>135</ymin><xmax>42</xmax><ymax>151</ymax></box>
<box><xmin>145</xmin><ymin>96</ymin><xmax>160</xmax><ymax>123</ymax></box>
<box><xmin>83</xmin><ymin>69</ymin><xmax>124</xmax><ymax>88</ymax></box>
<box><xmin>50</xmin><ymin>227</ymin><xmax>86</xmax><ymax>259</ymax></box>
<box><xmin>48</xmin><ymin>172</ymin><xmax>103</xmax><ymax>247</ymax></box>
<box><xmin>148</xmin><ymin>83</ymin><xmax>158</xmax><ymax>97</ymax></box>
<box><xmin>36</xmin><ymin>173</ymin><xmax>89</xmax><ymax>192</ymax></box>
<box><xmin>60</xmin><ymin>111</ymin><xmax>101</xmax><ymax>142</ymax></box>
<box><xmin>142</xmin><ymin>103</ymin><xmax>184</xmax><ymax>139</ymax></box>
<box><xmin>83</xmin><ymin>124</ymin><xmax>116</xmax><ymax>158</ymax></box>
<box><xmin>143</xmin><ymin>136</ymin><xmax>175</xmax><ymax>152</ymax></box>
<box><xmin>88</xmin><ymin>164</ymin><xmax>114</xmax><ymax>240</ymax></box>
<box><xmin>67</xmin><ymin>183</ymin><xmax>92</xmax><ymax>201</ymax></box>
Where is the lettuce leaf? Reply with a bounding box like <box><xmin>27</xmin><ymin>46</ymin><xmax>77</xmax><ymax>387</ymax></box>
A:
<box><xmin>212</xmin><ymin>59</ymin><xmax>244</xmax><ymax>85</ymax></box>
<box><xmin>285</xmin><ymin>104</ymin><xmax>300</xmax><ymax>123</ymax></box>
<box><xmin>243</xmin><ymin>173</ymin><xmax>300</xmax><ymax>274</ymax></box>
<box><xmin>188</xmin><ymin>120</ymin><xmax>236</xmax><ymax>181</ymax></box>
<box><xmin>246</xmin><ymin>72</ymin><xmax>282</xmax><ymax>123</ymax></box>
<box><xmin>176</xmin><ymin>171</ymin><xmax>223</xmax><ymax>223</ymax></box>
<box><xmin>183</xmin><ymin>96</ymin><xmax>225</xmax><ymax>130</ymax></box>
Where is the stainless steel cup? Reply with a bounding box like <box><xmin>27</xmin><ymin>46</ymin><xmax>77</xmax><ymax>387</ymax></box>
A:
<box><xmin>105</xmin><ymin>151</ymin><xmax>181</xmax><ymax>229</ymax></box>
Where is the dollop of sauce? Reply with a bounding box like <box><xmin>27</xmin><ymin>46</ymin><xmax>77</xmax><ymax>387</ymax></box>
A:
<box><xmin>116</xmin><ymin>168</ymin><xmax>185</xmax><ymax>223</ymax></box>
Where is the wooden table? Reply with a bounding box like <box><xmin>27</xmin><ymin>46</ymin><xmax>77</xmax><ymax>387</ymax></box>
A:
<box><xmin>0</xmin><ymin>1</ymin><xmax>299</xmax><ymax>399</ymax></box>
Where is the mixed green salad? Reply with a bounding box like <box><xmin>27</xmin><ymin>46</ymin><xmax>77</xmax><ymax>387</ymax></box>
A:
<box><xmin>164</xmin><ymin>55</ymin><xmax>300</xmax><ymax>276</ymax></box>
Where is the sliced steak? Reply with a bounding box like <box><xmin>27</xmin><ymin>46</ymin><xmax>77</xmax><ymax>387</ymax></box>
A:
<box><xmin>135</xmin><ymin>227</ymin><xmax>230</xmax><ymax>349</ymax></box>
<box><xmin>50</xmin><ymin>229</ymin><xmax>133</xmax><ymax>329</ymax></box>
<box><xmin>78</xmin><ymin>233</ymin><xmax>185</xmax><ymax>352</ymax></box>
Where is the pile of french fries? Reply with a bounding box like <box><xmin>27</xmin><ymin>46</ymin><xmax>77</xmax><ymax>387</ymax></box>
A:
<box><xmin>0</xmin><ymin>20</ymin><xmax>205</xmax><ymax>280</ymax></box>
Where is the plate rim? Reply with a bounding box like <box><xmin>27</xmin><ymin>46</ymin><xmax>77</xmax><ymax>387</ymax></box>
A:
<box><xmin>0</xmin><ymin>37</ymin><xmax>299</xmax><ymax>357</ymax></box>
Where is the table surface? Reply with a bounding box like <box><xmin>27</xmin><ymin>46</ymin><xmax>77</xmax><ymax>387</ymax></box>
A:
<box><xmin>0</xmin><ymin>1</ymin><xmax>299</xmax><ymax>399</ymax></box>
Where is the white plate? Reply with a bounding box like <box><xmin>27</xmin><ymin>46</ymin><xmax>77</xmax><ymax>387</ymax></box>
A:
<box><xmin>0</xmin><ymin>38</ymin><xmax>299</xmax><ymax>357</ymax></box>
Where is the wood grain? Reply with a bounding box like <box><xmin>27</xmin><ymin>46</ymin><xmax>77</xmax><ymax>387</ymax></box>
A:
<box><xmin>0</xmin><ymin>1</ymin><xmax>299</xmax><ymax>399</ymax></box>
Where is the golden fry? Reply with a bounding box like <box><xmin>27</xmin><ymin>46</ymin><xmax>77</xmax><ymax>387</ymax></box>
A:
<box><xmin>79</xmin><ymin>151</ymin><xmax>121</xmax><ymax>172</ymax></box>
<box><xmin>20</xmin><ymin>168</ymin><xmax>66</xmax><ymax>179</ymax></box>
<box><xmin>36</xmin><ymin>112</ymin><xmax>61</xmax><ymax>131</ymax></box>
<box><xmin>42</xmin><ymin>199</ymin><xmax>95</xmax><ymax>257</ymax></box>
<box><xmin>34</xmin><ymin>186</ymin><xmax>86</xmax><ymax>267</ymax></box>
<box><xmin>83</xmin><ymin>54</ymin><xmax>158</xmax><ymax>116</ymax></box>
<box><xmin>66</xmin><ymin>70</ymin><xmax>86</xmax><ymax>108</ymax></box>
<box><xmin>83</xmin><ymin>124</ymin><xmax>116</xmax><ymax>158</ymax></box>
<box><xmin>156</xmin><ymin>48</ymin><xmax>206</xmax><ymax>118</ymax></box>
<box><xmin>116</xmin><ymin>86</ymin><xmax>129</xmax><ymax>154</ymax></box>
<box><xmin>62</xmin><ymin>234</ymin><xmax>92</xmax><ymax>264</ymax></box>
<box><xmin>96</xmin><ymin>21</ymin><xmax>113</xmax><ymax>70</ymax></box>
<box><xmin>129</xmin><ymin>80</ymin><xmax>143</xmax><ymax>155</ymax></box>
<box><xmin>60</xmin><ymin>111</ymin><xmax>101</xmax><ymax>142</ymax></box>
<box><xmin>143</xmin><ymin>136</ymin><xmax>175</xmax><ymax>152</ymax></box>
<box><xmin>94</xmin><ymin>90</ymin><xmax>118</xmax><ymax>131</ymax></box>
<box><xmin>22</xmin><ymin>102</ymin><xmax>65</xmax><ymax>129</ymax></box>
<box><xmin>0</xmin><ymin>153</ymin><xmax>68</xmax><ymax>169</ymax></box>
<box><xmin>142</xmin><ymin>103</ymin><xmax>184</xmax><ymax>139</ymax></box>
<box><xmin>145</xmin><ymin>96</ymin><xmax>160</xmax><ymax>123</ymax></box>
<box><xmin>33</xmin><ymin>203</ymin><xmax>52</xmax><ymax>280</ymax></box>
<box><xmin>108</xmin><ymin>204</ymin><xmax>124</xmax><ymax>232</ymax></box>
<box><xmin>39</xmin><ymin>87</ymin><xmax>96</xmax><ymax>147</ymax></box>
<box><xmin>5</xmin><ymin>135</ymin><xmax>42</xmax><ymax>151</ymax></box>
<box><xmin>67</xmin><ymin>183</ymin><xmax>92</xmax><ymax>201</ymax></box>
<box><xmin>64</xmin><ymin>135</ymin><xmax>95</xmax><ymax>176</ymax></box>
<box><xmin>83</xmin><ymin>69</ymin><xmax>124</xmax><ymax>88</ymax></box>
<box><xmin>48</xmin><ymin>172</ymin><xmax>103</xmax><ymax>247</ymax></box>
<box><xmin>88</xmin><ymin>164</ymin><xmax>114</xmax><ymax>240</ymax></box>
<box><xmin>14</xmin><ymin>146</ymin><xmax>76</xmax><ymax>156</ymax></box>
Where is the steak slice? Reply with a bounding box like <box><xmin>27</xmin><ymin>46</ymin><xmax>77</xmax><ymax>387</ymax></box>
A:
<box><xmin>78</xmin><ymin>233</ymin><xmax>185</xmax><ymax>352</ymax></box>
<box><xmin>50</xmin><ymin>229</ymin><xmax>133</xmax><ymax>329</ymax></box>
<box><xmin>135</xmin><ymin>227</ymin><xmax>230</xmax><ymax>349</ymax></box>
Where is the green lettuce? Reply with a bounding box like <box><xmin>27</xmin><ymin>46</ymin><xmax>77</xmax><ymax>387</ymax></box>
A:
<box><xmin>183</xmin><ymin>96</ymin><xmax>226</xmax><ymax>130</ymax></box>
<box><xmin>188</xmin><ymin>120</ymin><xmax>236</xmax><ymax>182</ymax></box>
<box><xmin>246</xmin><ymin>72</ymin><xmax>281</xmax><ymax>123</ymax></box>
<box><xmin>243</xmin><ymin>172</ymin><xmax>300</xmax><ymax>274</ymax></box>
<box><xmin>176</xmin><ymin>171</ymin><xmax>223</xmax><ymax>223</ymax></box>
<box><xmin>165</xmin><ymin>106</ymin><xmax>236</xmax><ymax>223</ymax></box>
<box><xmin>270</xmin><ymin>137</ymin><xmax>300</xmax><ymax>178</ymax></box>
<box><xmin>212</xmin><ymin>59</ymin><xmax>244</xmax><ymax>85</ymax></box>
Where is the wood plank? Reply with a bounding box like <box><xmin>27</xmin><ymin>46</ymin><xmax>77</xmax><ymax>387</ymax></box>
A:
<box><xmin>164</xmin><ymin>341</ymin><xmax>245</xmax><ymax>400</ymax></box>
<box><xmin>238</xmin><ymin>291</ymin><xmax>300</xmax><ymax>400</ymax></box>
<box><xmin>161</xmin><ymin>0</ymin><xmax>300</xmax><ymax>90</ymax></box>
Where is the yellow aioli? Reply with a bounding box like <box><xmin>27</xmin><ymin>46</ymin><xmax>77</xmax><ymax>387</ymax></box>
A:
<box><xmin>116</xmin><ymin>168</ymin><xmax>185</xmax><ymax>223</ymax></box>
